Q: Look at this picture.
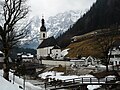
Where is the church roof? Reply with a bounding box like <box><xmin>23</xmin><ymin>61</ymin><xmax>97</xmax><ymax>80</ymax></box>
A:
<box><xmin>37</xmin><ymin>37</ymin><xmax>59</xmax><ymax>49</ymax></box>
<box><xmin>52</xmin><ymin>45</ymin><xmax>61</xmax><ymax>49</ymax></box>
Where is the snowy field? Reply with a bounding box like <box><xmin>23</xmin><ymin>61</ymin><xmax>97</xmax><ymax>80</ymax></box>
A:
<box><xmin>0</xmin><ymin>70</ymin><xmax>42</xmax><ymax>90</ymax></box>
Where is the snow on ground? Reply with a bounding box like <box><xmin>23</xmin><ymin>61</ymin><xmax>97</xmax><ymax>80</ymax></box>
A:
<box><xmin>0</xmin><ymin>75</ymin><xmax>20</xmax><ymax>90</ymax></box>
<box><xmin>0</xmin><ymin>70</ymin><xmax>42</xmax><ymax>90</ymax></box>
<box><xmin>0</xmin><ymin>70</ymin><xmax>21</xmax><ymax>90</ymax></box>
<box><xmin>39</xmin><ymin>71</ymin><xmax>64</xmax><ymax>79</ymax></box>
<box><xmin>39</xmin><ymin>71</ymin><xmax>95</xmax><ymax>81</ymax></box>
<box><xmin>87</xmin><ymin>85</ymin><xmax>101</xmax><ymax>90</ymax></box>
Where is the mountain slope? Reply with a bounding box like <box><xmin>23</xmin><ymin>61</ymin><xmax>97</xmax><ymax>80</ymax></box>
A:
<box><xmin>57</xmin><ymin>0</ymin><xmax>120</xmax><ymax>48</ymax></box>
<box><xmin>47</xmin><ymin>10</ymin><xmax>82</xmax><ymax>38</ymax></box>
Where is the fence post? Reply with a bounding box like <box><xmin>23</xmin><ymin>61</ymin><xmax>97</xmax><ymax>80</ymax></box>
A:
<box><xmin>106</xmin><ymin>78</ymin><xmax>107</xmax><ymax>83</ymax></box>
<box><xmin>82</xmin><ymin>78</ymin><xmax>83</xmax><ymax>84</ymax></box>
<box><xmin>23</xmin><ymin>75</ymin><xmax>25</xmax><ymax>90</ymax></box>
<box><xmin>73</xmin><ymin>79</ymin><xmax>75</xmax><ymax>83</ymax></box>
<box><xmin>13</xmin><ymin>73</ymin><xmax>15</xmax><ymax>84</ymax></box>
<box><xmin>98</xmin><ymin>78</ymin><xmax>100</xmax><ymax>83</ymax></box>
<box><xmin>44</xmin><ymin>82</ymin><xmax>47</xmax><ymax>90</ymax></box>
<box><xmin>90</xmin><ymin>78</ymin><xmax>92</xmax><ymax>83</ymax></box>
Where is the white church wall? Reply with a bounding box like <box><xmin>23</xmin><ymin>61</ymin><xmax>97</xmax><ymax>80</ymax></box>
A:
<box><xmin>37</xmin><ymin>46</ymin><xmax>53</xmax><ymax>59</ymax></box>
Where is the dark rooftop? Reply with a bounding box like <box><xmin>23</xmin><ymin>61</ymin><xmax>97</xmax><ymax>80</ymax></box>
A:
<box><xmin>37</xmin><ymin>37</ymin><xmax>59</xmax><ymax>49</ymax></box>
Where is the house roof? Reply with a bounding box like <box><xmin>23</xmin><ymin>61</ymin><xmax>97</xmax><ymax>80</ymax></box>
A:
<box><xmin>37</xmin><ymin>36</ymin><xmax>59</xmax><ymax>49</ymax></box>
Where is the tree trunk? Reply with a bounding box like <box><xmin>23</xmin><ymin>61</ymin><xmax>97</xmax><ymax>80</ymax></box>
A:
<box><xmin>3</xmin><ymin>63</ymin><xmax>9</xmax><ymax>81</ymax></box>
<box><xmin>3</xmin><ymin>46</ymin><xmax>10</xmax><ymax>81</ymax></box>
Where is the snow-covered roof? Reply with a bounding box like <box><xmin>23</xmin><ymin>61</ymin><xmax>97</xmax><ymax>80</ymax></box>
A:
<box><xmin>22</xmin><ymin>54</ymin><xmax>34</xmax><ymax>58</ymax></box>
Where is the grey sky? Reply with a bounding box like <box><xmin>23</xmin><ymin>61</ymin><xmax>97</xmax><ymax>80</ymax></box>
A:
<box><xmin>28</xmin><ymin>0</ymin><xmax>96</xmax><ymax>19</ymax></box>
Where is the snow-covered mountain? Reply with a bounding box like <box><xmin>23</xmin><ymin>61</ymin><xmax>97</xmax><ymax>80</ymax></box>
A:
<box><xmin>47</xmin><ymin>10</ymin><xmax>82</xmax><ymax>37</ymax></box>
<box><xmin>21</xmin><ymin>10</ymin><xmax>82</xmax><ymax>49</ymax></box>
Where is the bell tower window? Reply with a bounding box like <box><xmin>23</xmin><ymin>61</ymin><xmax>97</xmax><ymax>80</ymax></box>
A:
<box><xmin>43</xmin><ymin>33</ymin><xmax>45</xmax><ymax>38</ymax></box>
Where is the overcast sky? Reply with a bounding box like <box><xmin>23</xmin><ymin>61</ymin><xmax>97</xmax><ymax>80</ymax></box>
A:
<box><xmin>28</xmin><ymin>0</ymin><xmax>96</xmax><ymax>19</ymax></box>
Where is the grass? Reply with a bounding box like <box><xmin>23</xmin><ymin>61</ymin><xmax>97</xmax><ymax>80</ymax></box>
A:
<box><xmin>67</xmin><ymin>38</ymin><xmax>103</xmax><ymax>58</ymax></box>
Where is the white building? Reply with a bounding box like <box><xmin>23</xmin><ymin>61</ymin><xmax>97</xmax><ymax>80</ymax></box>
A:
<box><xmin>37</xmin><ymin>17</ymin><xmax>62</xmax><ymax>60</ymax></box>
<box><xmin>109</xmin><ymin>46</ymin><xmax>120</xmax><ymax>66</ymax></box>
<box><xmin>85</xmin><ymin>56</ymin><xmax>98</xmax><ymax>66</ymax></box>
<box><xmin>70</xmin><ymin>56</ymin><xmax>100</xmax><ymax>67</ymax></box>
<box><xmin>17</xmin><ymin>53</ymin><xmax>34</xmax><ymax>62</ymax></box>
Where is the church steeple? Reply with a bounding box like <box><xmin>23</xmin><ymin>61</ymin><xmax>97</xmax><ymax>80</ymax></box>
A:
<box><xmin>42</xmin><ymin>16</ymin><xmax>45</xmax><ymax>26</ymax></box>
<box><xmin>40</xmin><ymin>16</ymin><xmax>46</xmax><ymax>32</ymax></box>
<box><xmin>40</xmin><ymin>16</ymin><xmax>47</xmax><ymax>43</ymax></box>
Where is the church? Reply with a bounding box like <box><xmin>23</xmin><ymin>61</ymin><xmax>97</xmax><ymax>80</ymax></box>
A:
<box><xmin>37</xmin><ymin>17</ymin><xmax>63</xmax><ymax>60</ymax></box>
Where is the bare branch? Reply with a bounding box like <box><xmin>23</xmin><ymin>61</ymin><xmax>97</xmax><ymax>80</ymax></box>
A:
<box><xmin>0</xmin><ymin>0</ymin><xmax>29</xmax><ymax>62</ymax></box>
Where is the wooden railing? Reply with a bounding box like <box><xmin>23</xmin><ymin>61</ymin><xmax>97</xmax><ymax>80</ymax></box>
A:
<box><xmin>50</xmin><ymin>77</ymin><xmax>119</xmax><ymax>90</ymax></box>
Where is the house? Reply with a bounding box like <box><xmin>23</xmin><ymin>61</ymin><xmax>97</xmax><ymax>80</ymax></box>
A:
<box><xmin>70</xmin><ymin>56</ymin><xmax>100</xmax><ymax>67</ymax></box>
<box><xmin>109</xmin><ymin>40</ymin><xmax>120</xmax><ymax>66</ymax></box>
<box><xmin>109</xmin><ymin>46</ymin><xmax>120</xmax><ymax>66</ymax></box>
<box><xmin>37</xmin><ymin>17</ymin><xmax>62</xmax><ymax>60</ymax></box>
<box><xmin>17</xmin><ymin>53</ymin><xmax>34</xmax><ymax>62</ymax></box>
<box><xmin>85</xmin><ymin>56</ymin><xmax>99</xmax><ymax>66</ymax></box>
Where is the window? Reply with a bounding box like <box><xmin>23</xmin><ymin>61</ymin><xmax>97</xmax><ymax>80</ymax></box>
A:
<box><xmin>43</xmin><ymin>33</ymin><xmax>45</xmax><ymax>38</ymax></box>
<box><xmin>0</xmin><ymin>54</ymin><xmax>4</xmax><ymax>57</ymax></box>
<box><xmin>115</xmin><ymin>54</ymin><xmax>120</xmax><ymax>58</ymax></box>
<box><xmin>110</xmin><ymin>55</ymin><xmax>114</xmax><ymax>58</ymax></box>
<box><xmin>115</xmin><ymin>61</ymin><xmax>117</xmax><ymax>65</ymax></box>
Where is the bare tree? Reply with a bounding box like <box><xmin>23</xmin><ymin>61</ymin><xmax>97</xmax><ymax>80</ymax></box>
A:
<box><xmin>0</xmin><ymin>0</ymin><xmax>29</xmax><ymax>80</ymax></box>
<box><xmin>94</xmin><ymin>24</ymin><xmax>120</xmax><ymax>71</ymax></box>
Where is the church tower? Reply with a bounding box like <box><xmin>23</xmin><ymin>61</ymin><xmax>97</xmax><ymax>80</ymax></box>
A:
<box><xmin>40</xmin><ymin>16</ymin><xmax>47</xmax><ymax>43</ymax></box>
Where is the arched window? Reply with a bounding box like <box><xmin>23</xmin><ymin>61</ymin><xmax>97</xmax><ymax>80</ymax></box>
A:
<box><xmin>43</xmin><ymin>33</ymin><xmax>45</xmax><ymax>38</ymax></box>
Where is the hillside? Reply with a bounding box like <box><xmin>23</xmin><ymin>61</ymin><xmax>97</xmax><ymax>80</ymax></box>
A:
<box><xmin>57</xmin><ymin>0</ymin><xmax>120</xmax><ymax>48</ymax></box>
<box><xmin>67</xmin><ymin>38</ymin><xmax>102</xmax><ymax>58</ymax></box>
<box><xmin>66</xmin><ymin>28</ymin><xmax>120</xmax><ymax>58</ymax></box>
